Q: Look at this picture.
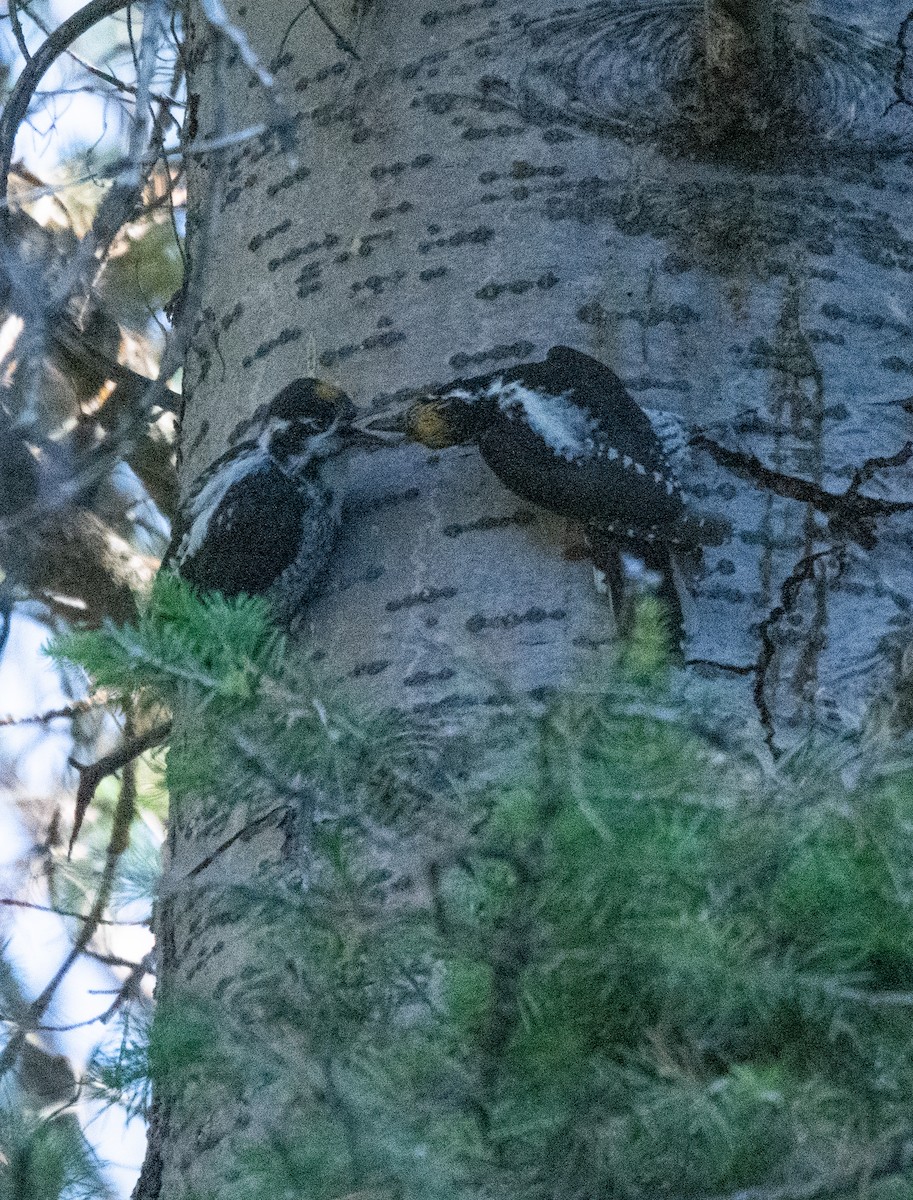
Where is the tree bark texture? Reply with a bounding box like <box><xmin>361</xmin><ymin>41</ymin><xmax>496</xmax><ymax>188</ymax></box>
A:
<box><xmin>179</xmin><ymin>0</ymin><xmax>913</xmax><ymax>743</ymax></box>
<box><xmin>147</xmin><ymin>0</ymin><xmax>913</xmax><ymax>1193</ymax></box>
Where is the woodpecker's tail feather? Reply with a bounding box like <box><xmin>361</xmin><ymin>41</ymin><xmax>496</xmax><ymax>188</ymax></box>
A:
<box><xmin>587</xmin><ymin>527</ymin><xmax>684</xmax><ymax>652</ymax></box>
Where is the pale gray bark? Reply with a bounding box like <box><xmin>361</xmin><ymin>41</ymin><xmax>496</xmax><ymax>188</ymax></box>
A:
<box><xmin>147</xmin><ymin>1</ymin><xmax>913</xmax><ymax>1193</ymax></box>
<box><xmin>179</xmin><ymin>0</ymin><xmax>913</xmax><ymax>742</ymax></box>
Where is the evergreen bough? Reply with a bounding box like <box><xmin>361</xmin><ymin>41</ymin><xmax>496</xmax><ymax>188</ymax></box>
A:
<box><xmin>7</xmin><ymin>576</ymin><xmax>912</xmax><ymax>1199</ymax></box>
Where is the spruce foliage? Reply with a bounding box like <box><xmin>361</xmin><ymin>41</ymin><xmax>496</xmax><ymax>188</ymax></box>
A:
<box><xmin>0</xmin><ymin>1108</ymin><xmax>112</xmax><ymax>1200</ymax></box>
<box><xmin>26</xmin><ymin>578</ymin><xmax>913</xmax><ymax>1198</ymax></box>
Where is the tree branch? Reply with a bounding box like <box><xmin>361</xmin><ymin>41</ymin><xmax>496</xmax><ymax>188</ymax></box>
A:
<box><xmin>309</xmin><ymin>1</ymin><xmax>361</xmax><ymax>61</ymax></box>
<box><xmin>692</xmin><ymin>434</ymin><xmax>913</xmax><ymax>546</ymax></box>
<box><xmin>8</xmin><ymin>0</ymin><xmax>31</xmax><ymax>62</ymax></box>
<box><xmin>0</xmin><ymin>0</ymin><xmax>131</xmax><ymax>215</ymax></box>
<box><xmin>0</xmin><ymin>897</ymin><xmax>149</xmax><ymax>927</ymax></box>
<box><xmin>68</xmin><ymin>719</ymin><xmax>171</xmax><ymax>855</ymax></box>
<box><xmin>0</xmin><ymin>737</ymin><xmax>140</xmax><ymax>1085</ymax></box>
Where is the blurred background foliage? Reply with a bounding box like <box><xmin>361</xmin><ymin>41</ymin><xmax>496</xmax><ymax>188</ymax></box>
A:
<box><xmin>0</xmin><ymin>1</ymin><xmax>181</xmax><ymax>1193</ymax></box>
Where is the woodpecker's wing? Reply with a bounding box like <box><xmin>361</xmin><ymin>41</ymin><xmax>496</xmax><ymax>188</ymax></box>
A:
<box><xmin>470</xmin><ymin>347</ymin><xmax>687</xmax><ymax>531</ymax></box>
<box><xmin>477</xmin><ymin>412</ymin><xmax>687</xmax><ymax>531</ymax></box>
<box><xmin>175</xmin><ymin>461</ymin><xmax>309</xmax><ymax>598</ymax></box>
<box><xmin>541</xmin><ymin>347</ymin><xmax>672</xmax><ymax>476</ymax></box>
<box><xmin>161</xmin><ymin>438</ymin><xmax>260</xmax><ymax>570</ymax></box>
<box><xmin>542</xmin><ymin>351</ymin><xmax>730</xmax><ymax>546</ymax></box>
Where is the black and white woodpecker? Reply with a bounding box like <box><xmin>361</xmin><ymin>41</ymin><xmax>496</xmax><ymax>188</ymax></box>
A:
<box><xmin>407</xmin><ymin>345</ymin><xmax>729</xmax><ymax>632</ymax></box>
<box><xmin>166</xmin><ymin>378</ymin><xmax>356</xmax><ymax>621</ymax></box>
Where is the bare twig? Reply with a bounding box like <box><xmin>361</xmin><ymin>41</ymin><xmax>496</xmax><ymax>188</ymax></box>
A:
<box><xmin>845</xmin><ymin>439</ymin><xmax>913</xmax><ymax>498</ymax></box>
<box><xmin>25</xmin><ymin>2</ymin><xmax>177</xmax><ymax>101</ymax></box>
<box><xmin>51</xmin><ymin>0</ymin><xmax>172</xmax><ymax>315</ymax></box>
<box><xmin>67</xmin><ymin>719</ymin><xmax>171</xmax><ymax>855</ymax></box>
<box><xmin>692</xmin><ymin>434</ymin><xmax>913</xmax><ymax>539</ymax></box>
<box><xmin>1</xmin><ymin>124</ymin><xmax>267</xmax><ymax>212</ymax></box>
<box><xmin>0</xmin><ymin>0</ymin><xmax>131</xmax><ymax>215</ymax></box>
<box><xmin>84</xmin><ymin>947</ymin><xmax>154</xmax><ymax>969</ymax></box>
<box><xmin>146</xmin><ymin>26</ymin><xmax>231</xmax><ymax>418</ymax></box>
<box><xmin>8</xmin><ymin>0</ymin><xmax>31</xmax><ymax>62</ymax></box>
<box><xmin>185</xmin><ymin>805</ymin><xmax>288</xmax><ymax>879</ymax></box>
<box><xmin>200</xmin><ymin>0</ymin><xmax>274</xmax><ymax>91</ymax></box>
<box><xmin>197</xmin><ymin>0</ymin><xmax>297</xmax><ymax>154</ymax></box>
<box><xmin>0</xmin><ymin>0</ymin><xmax>133</xmax><ymax>441</ymax></box>
<box><xmin>309</xmin><ymin>1</ymin><xmax>361</xmax><ymax>60</ymax></box>
<box><xmin>37</xmin><ymin>951</ymin><xmax>154</xmax><ymax>1031</ymax></box>
<box><xmin>0</xmin><ymin>897</ymin><xmax>149</xmax><ymax>927</ymax></box>
<box><xmin>0</xmin><ymin>693</ymin><xmax>111</xmax><ymax>727</ymax></box>
<box><xmin>0</xmin><ymin>735</ymin><xmax>140</xmax><ymax>1084</ymax></box>
<box><xmin>753</xmin><ymin>548</ymin><xmax>844</xmax><ymax>756</ymax></box>
<box><xmin>0</xmin><ymin>18</ymin><xmax>184</xmax><ymax>530</ymax></box>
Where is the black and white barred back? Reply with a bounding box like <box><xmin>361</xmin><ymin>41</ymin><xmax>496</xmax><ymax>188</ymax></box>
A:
<box><xmin>409</xmin><ymin>345</ymin><xmax>729</xmax><ymax>550</ymax></box>
<box><xmin>167</xmin><ymin>379</ymin><xmax>355</xmax><ymax>619</ymax></box>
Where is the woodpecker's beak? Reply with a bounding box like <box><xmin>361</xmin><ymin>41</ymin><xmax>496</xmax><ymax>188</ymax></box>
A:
<box><xmin>337</xmin><ymin>389</ymin><xmax>473</xmax><ymax>448</ymax></box>
<box><xmin>345</xmin><ymin>396</ymin><xmax>421</xmax><ymax>443</ymax></box>
<box><xmin>357</xmin><ymin>410</ymin><xmax>409</xmax><ymax>434</ymax></box>
<box><xmin>339</xmin><ymin>401</ymin><xmax>409</xmax><ymax>449</ymax></box>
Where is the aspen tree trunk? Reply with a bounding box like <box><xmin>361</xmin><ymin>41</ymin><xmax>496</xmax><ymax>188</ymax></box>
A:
<box><xmin>138</xmin><ymin>1</ymin><xmax>913</xmax><ymax>1193</ymax></box>
<box><xmin>703</xmin><ymin>0</ymin><xmax>789</xmax><ymax>130</ymax></box>
<box><xmin>702</xmin><ymin>1</ymin><xmax>820</xmax><ymax>139</ymax></box>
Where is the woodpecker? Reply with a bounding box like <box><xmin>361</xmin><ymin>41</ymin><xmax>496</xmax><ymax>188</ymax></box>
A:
<box><xmin>166</xmin><ymin>379</ymin><xmax>356</xmax><ymax>620</ymax></box>
<box><xmin>408</xmin><ymin>345</ymin><xmax>729</xmax><ymax>634</ymax></box>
